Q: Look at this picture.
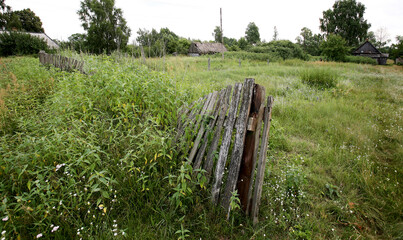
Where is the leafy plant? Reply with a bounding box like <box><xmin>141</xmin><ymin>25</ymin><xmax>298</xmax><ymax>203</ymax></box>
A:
<box><xmin>300</xmin><ymin>67</ymin><xmax>338</xmax><ymax>89</ymax></box>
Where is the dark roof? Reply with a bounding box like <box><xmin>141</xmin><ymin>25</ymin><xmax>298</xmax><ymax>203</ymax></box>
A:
<box><xmin>353</xmin><ymin>41</ymin><xmax>381</xmax><ymax>55</ymax></box>
<box><xmin>189</xmin><ymin>42</ymin><xmax>227</xmax><ymax>54</ymax></box>
<box><xmin>0</xmin><ymin>30</ymin><xmax>59</xmax><ymax>49</ymax></box>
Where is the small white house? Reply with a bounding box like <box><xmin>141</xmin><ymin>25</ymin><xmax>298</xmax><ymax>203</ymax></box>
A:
<box><xmin>0</xmin><ymin>30</ymin><xmax>59</xmax><ymax>49</ymax></box>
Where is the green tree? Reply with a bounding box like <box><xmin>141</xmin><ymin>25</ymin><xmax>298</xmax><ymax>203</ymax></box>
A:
<box><xmin>78</xmin><ymin>0</ymin><xmax>131</xmax><ymax>54</ymax></box>
<box><xmin>390</xmin><ymin>36</ymin><xmax>403</xmax><ymax>60</ymax></box>
<box><xmin>296</xmin><ymin>27</ymin><xmax>323</xmax><ymax>56</ymax></box>
<box><xmin>212</xmin><ymin>26</ymin><xmax>223</xmax><ymax>43</ymax></box>
<box><xmin>238</xmin><ymin>37</ymin><xmax>248</xmax><ymax>50</ymax></box>
<box><xmin>321</xmin><ymin>34</ymin><xmax>349</xmax><ymax>61</ymax></box>
<box><xmin>0</xmin><ymin>0</ymin><xmax>11</xmax><ymax>29</ymax></box>
<box><xmin>320</xmin><ymin>0</ymin><xmax>371</xmax><ymax>46</ymax></box>
<box><xmin>10</xmin><ymin>9</ymin><xmax>44</xmax><ymax>32</ymax></box>
<box><xmin>245</xmin><ymin>22</ymin><xmax>260</xmax><ymax>44</ymax></box>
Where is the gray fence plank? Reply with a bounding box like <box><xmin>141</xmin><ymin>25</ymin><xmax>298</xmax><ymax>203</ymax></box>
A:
<box><xmin>211</xmin><ymin>83</ymin><xmax>242</xmax><ymax>204</ymax></box>
<box><xmin>221</xmin><ymin>78</ymin><xmax>255</xmax><ymax>216</ymax></box>
<box><xmin>251</xmin><ymin>96</ymin><xmax>273</xmax><ymax>224</ymax></box>
<box><xmin>204</xmin><ymin>85</ymin><xmax>232</xmax><ymax>179</ymax></box>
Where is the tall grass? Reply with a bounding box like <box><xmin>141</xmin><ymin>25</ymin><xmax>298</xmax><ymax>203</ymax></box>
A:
<box><xmin>1</xmin><ymin>54</ymin><xmax>402</xmax><ymax>239</ymax></box>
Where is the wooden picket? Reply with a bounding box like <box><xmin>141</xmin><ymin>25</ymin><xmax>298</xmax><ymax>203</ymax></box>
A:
<box><xmin>38</xmin><ymin>51</ymin><xmax>85</xmax><ymax>74</ymax></box>
<box><xmin>175</xmin><ymin>78</ymin><xmax>274</xmax><ymax>223</ymax></box>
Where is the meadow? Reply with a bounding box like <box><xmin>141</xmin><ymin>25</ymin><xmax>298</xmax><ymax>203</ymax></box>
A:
<box><xmin>0</xmin><ymin>53</ymin><xmax>402</xmax><ymax>239</ymax></box>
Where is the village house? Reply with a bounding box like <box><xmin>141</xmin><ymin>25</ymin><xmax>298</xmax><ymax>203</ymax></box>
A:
<box><xmin>352</xmin><ymin>40</ymin><xmax>389</xmax><ymax>65</ymax></box>
<box><xmin>0</xmin><ymin>30</ymin><xmax>59</xmax><ymax>49</ymax></box>
<box><xmin>188</xmin><ymin>42</ymin><xmax>227</xmax><ymax>56</ymax></box>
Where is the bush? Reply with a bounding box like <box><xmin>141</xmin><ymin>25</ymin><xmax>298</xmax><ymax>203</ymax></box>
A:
<box><xmin>249</xmin><ymin>40</ymin><xmax>308</xmax><ymax>60</ymax></box>
<box><xmin>320</xmin><ymin>34</ymin><xmax>349</xmax><ymax>62</ymax></box>
<box><xmin>300</xmin><ymin>67</ymin><xmax>338</xmax><ymax>88</ymax></box>
<box><xmin>344</xmin><ymin>55</ymin><xmax>377</xmax><ymax>65</ymax></box>
<box><xmin>0</xmin><ymin>32</ymin><xmax>49</xmax><ymax>56</ymax></box>
<box><xmin>218</xmin><ymin>51</ymin><xmax>281</xmax><ymax>62</ymax></box>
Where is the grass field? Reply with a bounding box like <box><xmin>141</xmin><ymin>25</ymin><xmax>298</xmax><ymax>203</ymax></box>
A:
<box><xmin>0</xmin><ymin>54</ymin><xmax>402</xmax><ymax>239</ymax></box>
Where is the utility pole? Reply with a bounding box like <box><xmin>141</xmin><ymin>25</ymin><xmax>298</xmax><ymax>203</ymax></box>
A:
<box><xmin>220</xmin><ymin>8</ymin><xmax>224</xmax><ymax>59</ymax></box>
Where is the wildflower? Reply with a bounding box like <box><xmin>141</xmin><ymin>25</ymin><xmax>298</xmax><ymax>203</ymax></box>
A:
<box><xmin>2</xmin><ymin>216</ymin><xmax>8</xmax><ymax>221</ymax></box>
<box><xmin>51</xmin><ymin>226</ymin><xmax>60</xmax><ymax>232</ymax></box>
<box><xmin>122</xmin><ymin>232</ymin><xmax>125</xmax><ymax>235</ymax></box>
<box><xmin>98</xmin><ymin>204</ymin><xmax>104</xmax><ymax>210</ymax></box>
<box><xmin>1</xmin><ymin>231</ymin><xmax>5</xmax><ymax>235</ymax></box>
<box><xmin>36</xmin><ymin>233</ymin><xmax>43</xmax><ymax>238</ymax></box>
<box><xmin>114</xmin><ymin>233</ymin><xmax>118</xmax><ymax>236</ymax></box>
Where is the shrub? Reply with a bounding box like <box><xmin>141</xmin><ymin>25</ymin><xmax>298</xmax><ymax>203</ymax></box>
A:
<box><xmin>0</xmin><ymin>32</ymin><xmax>49</xmax><ymax>56</ymax></box>
<box><xmin>300</xmin><ymin>67</ymin><xmax>338</xmax><ymax>88</ymax></box>
<box><xmin>320</xmin><ymin>34</ymin><xmax>349</xmax><ymax>62</ymax></box>
<box><xmin>344</xmin><ymin>55</ymin><xmax>377</xmax><ymax>65</ymax></box>
<box><xmin>218</xmin><ymin>51</ymin><xmax>281</xmax><ymax>62</ymax></box>
<box><xmin>249</xmin><ymin>40</ymin><xmax>308</xmax><ymax>60</ymax></box>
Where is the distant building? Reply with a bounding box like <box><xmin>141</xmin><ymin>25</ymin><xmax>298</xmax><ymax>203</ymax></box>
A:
<box><xmin>188</xmin><ymin>42</ymin><xmax>227</xmax><ymax>56</ymax></box>
<box><xmin>0</xmin><ymin>30</ymin><xmax>59</xmax><ymax>49</ymax></box>
<box><xmin>352</xmin><ymin>40</ymin><xmax>388</xmax><ymax>65</ymax></box>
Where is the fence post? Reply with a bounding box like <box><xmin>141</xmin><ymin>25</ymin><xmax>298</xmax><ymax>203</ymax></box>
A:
<box><xmin>208</xmin><ymin>58</ymin><xmax>211</xmax><ymax>71</ymax></box>
<box><xmin>239</xmin><ymin>59</ymin><xmax>241</xmax><ymax>67</ymax></box>
<box><xmin>267</xmin><ymin>59</ymin><xmax>270</xmax><ymax>65</ymax></box>
<box><xmin>237</xmin><ymin>84</ymin><xmax>265</xmax><ymax>212</ymax></box>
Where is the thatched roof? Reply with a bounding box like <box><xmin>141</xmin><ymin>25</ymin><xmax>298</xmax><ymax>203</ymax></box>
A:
<box><xmin>0</xmin><ymin>31</ymin><xmax>59</xmax><ymax>49</ymax></box>
<box><xmin>189</xmin><ymin>42</ymin><xmax>227</xmax><ymax>55</ymax></box>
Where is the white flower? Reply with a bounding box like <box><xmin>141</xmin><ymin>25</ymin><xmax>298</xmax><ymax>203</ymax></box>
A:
<box><xmin>51</xmin><ymin>226</ymin><xmax>60</xmax><ymax>232</ymax></box>
<box><xmin>36</xmin><ymin>233</ymin><xmax>43</xmax><ymax>238</ymax></box>
<box><xmin>2</xmin><ymin>216</ymin><xmax>8</xmax><ymax>221</ymax></box>
<box><xmin>1</xmin><ymin>230</ymin><xmax>5</xmax><ymax>235</ymax></box>
<box><xmin>114</xmin><ymin>233</ymin><xmax>117</xmax><ymax>236</ymax></box>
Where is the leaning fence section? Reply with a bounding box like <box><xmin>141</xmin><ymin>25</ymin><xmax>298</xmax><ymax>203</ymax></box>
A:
<box><xmin>175</xmin><ymin>78</ymin><xmax>273</xmax><ymax>223</ymax></box>
<box><xmin>39</xmin><ymin>51</ymin><xmax>85</xmax><ymax>74</ymax></box>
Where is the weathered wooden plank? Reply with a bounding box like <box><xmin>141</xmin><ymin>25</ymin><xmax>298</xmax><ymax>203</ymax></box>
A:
<box><xmin>175</xmin><ymin>96</ymin><xmax>205</xmax><ymax>145</ymax></box>
<box><xmin>204</xmin><ymin>85</ymin><xmax>232</xmax><ymax>179</ymax></box>
<box><xmin>181</xmin><ymin>94</ymin><xmax>213</xmax><ymax>158</ymax></box>
<box><xmin>188</xmin><ymin>91</ymin><xmax>218</xmax><ymax>164</ymax></box>
<box><xmin>221</xmin><ymin>78</ymin><xmax>255</xmax><ymax>216</ymax></box>
<box><xmin>211</xmin><ymin>83</ymin><xmax>242</xmax><ymax>204</ymax></box>
<box><xmin>193</xmin><ymin>88</ymin><xmax>225</xmax><ymax>170</ymax></box>
<box><xmin>246</xmin><ymin>103</ymin><xmax>265</xmax><ymax>215</ymax></box>
<box><xmin>237</xmin><ymin>84</ymin><xmax>265</xmax><ymax>212</ymax></box>
<box><xmin>251</xmin><ymin>96</ymin><xmax>274</xmax><ymax>224</ymax></box>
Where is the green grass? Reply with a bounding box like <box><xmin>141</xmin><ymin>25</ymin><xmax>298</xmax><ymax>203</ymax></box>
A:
<box><xmin>1</xmin><ymin>54</ymin><xmax>402</xmax><ymax>239</ymax></box>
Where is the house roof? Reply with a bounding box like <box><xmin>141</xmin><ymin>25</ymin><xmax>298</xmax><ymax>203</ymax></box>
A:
<box><xmin>189</xmin><ymin>42</ymin><xmax>227</xmax><ymax>54</ymax></box>
<box><xmin>0</xmin><ymin>30</ymin><xmax>59</xmax><ymax>49</ymax></box>
<box><xmin>353</xmin><ymin>40</ymin><xmax>381</xmax><ymax>55</ymax></box>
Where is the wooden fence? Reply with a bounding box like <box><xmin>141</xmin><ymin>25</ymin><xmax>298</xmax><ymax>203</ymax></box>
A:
<box><xmin>175</xmin><ymin>78</ymin><xmax>273</xmax><ymax>223</ymax></box>
<box><xmin>39</xmin><ymin>51</ymin><xmax>85</xmax><ymax>74</ymax></box>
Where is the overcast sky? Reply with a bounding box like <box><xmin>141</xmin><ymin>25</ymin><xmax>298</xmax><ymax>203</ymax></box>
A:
<box><xmin>8</xmin><ymin>0</ymin><xmax>403</xmax><ymax>44</ymax></box>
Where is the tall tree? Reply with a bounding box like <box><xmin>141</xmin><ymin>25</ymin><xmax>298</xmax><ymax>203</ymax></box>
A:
<box><xmin>11</xmin><ymin>9</ymin><xmax>44</xmax><ymax>32</ymax></box>
<box><xmin>320</xmin><ymin>0</ymin><xmax>371</xmax><ymax>46</ymax></box>
<box><xmin>374</xmin><ymin>27</ymin><xmax>391</xmax><ymax>49</ymax></box>
<box><xmin>296</xmin><ymin>27</ymin><xmax>323</xmax><ymax>56</ymax></box>
<box><xmin>0</xmin><ymin>0</ymin><xmax>11</xmax><ymax>29</ymax></box>
<box><xmin>212</xmin><ymin>26</ymin><xmax>223</xmax><ymax>43</ymax></box>
<box><xmin>78</xmin><ymin>0</ymin><xmax>131</xmax><ymax>54</ymax></box>
<box><xmin>245</xmin><ymin>22</ymin><xmax>260</xmax><ymax>44</ymax></box>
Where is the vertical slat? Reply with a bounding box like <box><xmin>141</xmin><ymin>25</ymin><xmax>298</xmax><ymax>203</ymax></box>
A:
<box><xmin>175</xmin><ymin>96</ymin><xmax>205</xmax><ymax>145</ymax></box>
<box><xmin>188</xmin><ymin>91</ymin><xmax>218</xmax><ymax>164</ymax></box>
<box><xmin>211</xmin><ymin>83</ymin><xmax>242</xmax><ymax>204</ymax></box>
<box><xmin>193</xmin><ymin>89</ymin><xmax>225</xmax><ymax>170</ymax></box>
<box><xmin>237</xmin><ymin>84</ymin><xmax>265</xmax><ymax>212</ymax></box>
<box><xmin>251</xmin><ymin>96</ymin><xmax>274</xmax><ymax>224</ymax></box>
<box><xmin>204</xmin><ymin>85</ymin><xmax>232</xmax><ymax>179</ymax></box>
<box><xmin>246</xmin><ymin>103</ymin><xmax>265</xmax><ymax>215</ymax></box>
<box><xmin>221</xmin><ymin>78</ymin><xmax>255</xmax><ymax>216</ymax></box>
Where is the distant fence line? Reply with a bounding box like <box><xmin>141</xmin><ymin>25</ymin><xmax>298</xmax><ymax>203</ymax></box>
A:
<box><xmin>175</xmin><ymin>78</ymin><xmax>273</xmax><ymax>223</ymax></box>
<box><xmin>39</xmin><ymin>51</ymin><xmax>85</xmax><ymax>74</ymax></box>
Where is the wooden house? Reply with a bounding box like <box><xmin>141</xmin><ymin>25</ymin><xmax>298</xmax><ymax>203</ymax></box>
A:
<box><xmin>0</xmin><ymin>31</ymin><xmax>59</xmax><ymax>49</ymax></box>
<box><xmin>188</xmin><ymin>42</ymin><xmax>227</xmax><ymax>56</ymax></box>
<box><xmin>353</xmin><ymin>40</ymin><xmax>388</xmax><ymax>65</ymax></box>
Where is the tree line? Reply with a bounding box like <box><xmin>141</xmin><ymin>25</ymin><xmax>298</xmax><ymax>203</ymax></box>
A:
<box><xmin>0</xmin><ymin>0</ymin><xmax>402</xmax><ymax>61</ymax></box>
